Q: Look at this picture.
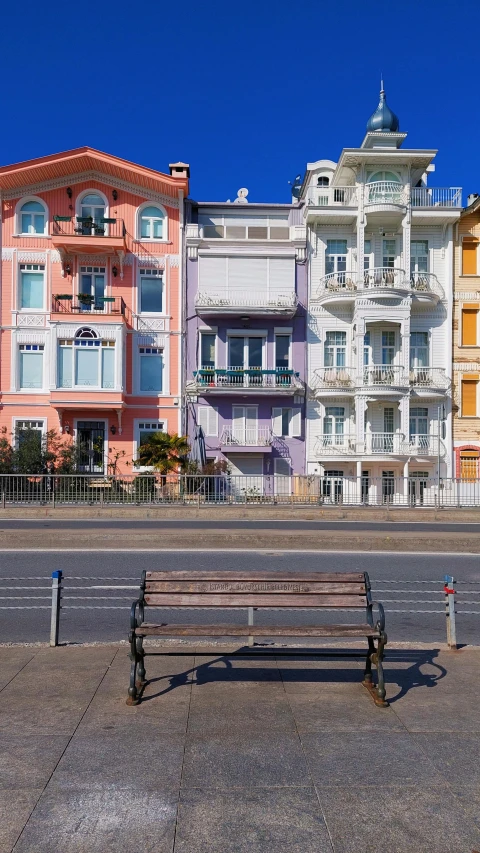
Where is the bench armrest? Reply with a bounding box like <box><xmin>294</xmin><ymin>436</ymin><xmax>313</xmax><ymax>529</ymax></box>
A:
<box><xmin>367</xmin><ymin>600</ymin><xmax>385</xmax><ymax>633</ymax></box>
<box><xmin>130</xmin><ymin>598</ymin><xmax>145</xmax><ymax>632</ymax></box>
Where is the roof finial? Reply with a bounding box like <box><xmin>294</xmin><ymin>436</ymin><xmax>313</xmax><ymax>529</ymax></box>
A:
<box><xmin>366</xmin><ymin>81</ymin><xmax>399</xmax><ymax>133</ymax></box>
<box><xmin>380</xmin><ymin>74</ymin><xmax>384</xmax><ymax>93</ymax></box>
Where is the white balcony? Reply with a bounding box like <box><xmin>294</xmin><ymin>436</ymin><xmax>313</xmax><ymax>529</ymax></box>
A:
<box><xmin>314</xmin><ymin>271</ymin><xmax>357</xmax><ymax>303</ymax></box>
<box><xmin>220</xmin><ymin>426</ymin><xmax>275</xmax><ymax>447</ymax></box>
<box><xmin>411</xmin><ymin>187</ymin><xmax>462</xmax><ymax>208</ymax></box>
<box><xmin>313</xmin><ymin>367</ymin><xmax>356</xmax><ymax>393</ymax></box>
<box><xmin>407</xmin><ymin>434</ymin><xmax>446</xmax><ymax>457</ymax></box>
<box><xmin>409</xmin><ymin>367</ymin><xmax>450</xmax><ymax>393</ymax></box>
<box><xmin>410</xmin><ymin>272</ymin><xmax>444</xmax><ymax>302</ymax></box>
<box><xmin>314</xmin><ymin>434</ymin><xmax>357</xmax><ymax>456</ymax></box>
<box><xmin>195</xmin><ymin>289</ymin><xmax>297</xmax><ymax>318</ymax></box>
<box><xmin>365</xmin><ymin>433</ymin><xmax>406</xmax><ymax>455</ymax></box>
<box><xmin>188</xmin><ymin>366</ymin><xmax>305</xmax><ymax>396</ymax></box>
<box><xmin>365</xmin><ymin>181</ymin><xmax>408</xmax><ymax>206</ymax></box>
<box><xmin>362</xmin><ymin>267</ymin><xmax>407</xmax><ymax>293</ymax></box>
<box><xmin>306</xmin><ymin>186</ymin><xmax>357</xmax><ymax>207</ymax></box>
<box><xmin>362</xmin><ymin>365</ymin><xmax>409</xmax><ymax>389</ymax></box>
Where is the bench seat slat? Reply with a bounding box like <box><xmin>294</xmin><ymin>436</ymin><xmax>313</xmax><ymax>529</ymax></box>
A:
<box><xmin>144</xmin><ymin>594</ymin><xmax>367</xmax><ymax>608</ymax></box>
<box><xmin>145</xmin><ymin>571</ymin><xmax>365</xmax><ymax>583</ymax></box>
<box><xmin>136</xmin><ymin>623</ymin><xmax>379</xmax><ymax>637</ymax></box>
<box><xmin>145</xmin><ymin>581</ymin><xmax>366</xmax><ymax>595</ymax></box>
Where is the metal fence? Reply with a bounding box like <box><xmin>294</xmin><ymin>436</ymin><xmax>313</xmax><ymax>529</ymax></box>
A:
<box><xmin>1</xmin><ymin>573</ymin><xmax>479</xmax><ymax>649</ymax></box>
<box><xmin>2</xmin><ymin>473</ymin><xmax>480</xmax><ymax>507</ymax></box>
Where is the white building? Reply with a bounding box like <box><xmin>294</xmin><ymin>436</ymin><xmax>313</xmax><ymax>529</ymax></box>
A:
<box><xmin>299</xmin><ymin>86</ymin><xmax>462</xmax><ymax>504</ymax></box>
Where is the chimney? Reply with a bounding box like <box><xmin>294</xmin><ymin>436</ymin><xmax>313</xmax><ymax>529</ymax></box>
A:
<box><xmin>467</xmin><ymin>193</ymin><xmax>479</xmax><ymax>207</ymax></box>
<box><xmin>169</xmin><ymin>162</ymin><xmax>190</xmax><ymax>179</ymax></box>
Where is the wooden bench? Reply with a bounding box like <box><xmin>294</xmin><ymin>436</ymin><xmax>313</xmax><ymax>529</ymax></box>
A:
<box><xmin>127</xmin><ymin>570</ymin><xmax>388</xmax><ymax>707</ymax></box>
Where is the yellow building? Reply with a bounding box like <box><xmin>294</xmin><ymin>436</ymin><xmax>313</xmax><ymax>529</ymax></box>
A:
<box><xmin>453</xmin><ymin>194</ymin><xmax>480</xmax><ymax>480</ymax></box>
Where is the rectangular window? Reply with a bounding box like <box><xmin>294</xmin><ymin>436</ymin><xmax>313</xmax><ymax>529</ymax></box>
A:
<box><xmin>275</xmin><ymin>334</ymin><xmax>290</xmax><ymax>369</ymax></box>
<box><xmin>15</xmin><ymin>420</ymin><xmax>44</xmax><ymax>448</ymax></box>
<box><xmin>138</xmin><ymin>421</ymin><xmax>165</xmax><ymax>445</ymax></box>
<box><xmin>139</xmin><ymin>269</ymin><xmax>163</xmax><ymax>313</ymax></box>
<box><xmin>462</xmin><ymin>379</ymin><xmax>478</xmax><ymax>417</ymax></box>
<box><xmin>383</xmin><ymin>240</ymin><xmax>396</xmax><ymax>268</ymax></box>
<box><xmin>272</xmin><ymin>407</ymin><xmax>301</xmax><ymax>438</ymax></box>
<box><xmin>384</xmin><ymin>407</ymin><xmax>394</xmax><ymax>433</ymax></box>
<box><xmin>323</xmin><ymin>406</ymin><xmax>345</xmax><ymax>444</ymax></box>
<box><xmin>364</xmin><ymin>239</ymin><xmax>372</xmax><ymax>271</ymax></box>
<box><xmin>198</xmin><ymin>406</ymin><xmax>218</xmax><ymax>437</ymax></box>
<box><xmin>76</xmin><ymin>348</ymin><xmax>98</xmax><ymax>386</ymax></box>
<box><xmin>325</xmin><ymin>240</ymin><xmax>347</xmax><ymax>276</ymax></box>
<box><xmin>462</xmin><ymin>307</ymin><xmax>478</xmax><ymax>346</ymax></box>
<box><xmin>200</xmin><ymin>333</ymin><xmax>216</xmax><ymax>368</ymax></box>
<box><xmin>270</xmin><ymin>226</ymin><xmax>289</xmax><ymax>239</ymax></box>
<box><xmin>19</xmin><ymin>264</ymin><xmax>44</xmax><ymax>309</ymax></box>
<box><xmin>382</xmin><ymin>331</ymin><xmax>395</xmax><ymax>365</ymax></box>
<box><xmin>410</xmin><ymin>332</ymin><xmax>429</xmax><ymax>367</ymax></box>
<box><xmin>462</xmin><ymin>240</ymin><xmax>478</xmax><ymax>275</ymax></box>
<box><xmin>411</xmin><ymin>240</ymin><xmax>428</xmax><ymax>275</ymax></box>
<box><xmin>19</xmin><ymin>344</ymin><xmax>44</xmax><ymax>389</ymax></box>
<box><xmin>363</xmin><ymin>331</ymin><xmax>371</xmax><ymax>366</ymax></box>
<box><xmin>248</xmin><ymin>226</ymin><xmax>268</xmax><ymax>239</ymax></box>
<box><xmin>203</xmin><ymin>225</ymin><xmax>224</xmax><ymax>238</ymax></box>
<box><xmin>225</xmin><ymin>225</ymin><xmax>247</xmax><ymax>239</ymax></box>
<box><xmin>58</xmin><ymin>343</ymin><xmax>73</xmax><ymax>388</ymax></box>
<box><xmin>102</xmin><ymin>346</ymin><xmax>115</xmax><ymax>389</ymax></box>
<box><xmin>79</xmin><ymin>266</ymin><xmax>105</xmax><ymax>311</ymax></box>
<box><xmin>324</xmin><ymin>331</ymin><xmax>346</xmax><ymax>367</ymax></box>
<box><xmin>139</xmin><ymin>347</ymin><xmax>163</xmax><ymax>393</ymax></box>
<box><xmin>409</xmin><ymin>407</ymin><xmax>428</xmax><ymax>439</ymax></box>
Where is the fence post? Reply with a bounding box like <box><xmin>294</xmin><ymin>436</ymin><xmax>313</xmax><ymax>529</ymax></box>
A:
<box><xmin>50</xmin><ymin>570</ymin><xmax>62</xmax><ymax>647</ymax></box>
<box><xmin>444</xmin><ymin>574</ymin><xmax>457</xmax><ymax>650</ymax></box>
<box><xmin>248</xmin><ymin>606</ymin><xmax>255</xmax><ymax>647</ymax></box>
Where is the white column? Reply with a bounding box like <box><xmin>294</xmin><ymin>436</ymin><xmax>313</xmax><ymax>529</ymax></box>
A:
<box><xmin>355</xmin><ymin>394</ymin><xmax>367</xmax><ymax>452</ymax></box>
<box><xmin>402</xmin><ymin>178</ymin><xmax>411</xmax><ymax>283</ymax></box>
<box><xmin>403</xmin><ymin>459</ymin><xmax>409</xmax><ymax>503</ymax></box>
<box><xmin>400</xmin><ymin>315</ymin><xmax>410</xmax><ymax>376</ymax></box>
<box><xmin>356</xmin><ymin>458</ymin><xmax>363</xmax><ymax>505</ymax></box>
<box><xmin>399</xmin><ymin>395</ymin><xmax>410</xmax><ymax>447</ymax></box>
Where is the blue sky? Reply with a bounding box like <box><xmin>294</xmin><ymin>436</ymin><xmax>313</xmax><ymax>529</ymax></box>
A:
<box><xmin>1</xmin><ymin>0</ymin><xmax>478</xmax><ymax>203</ymax></box>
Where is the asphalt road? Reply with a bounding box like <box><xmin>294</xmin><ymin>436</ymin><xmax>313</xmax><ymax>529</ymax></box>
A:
<box><xmin>1</xmin><ymin>550</ymin><xmax>478</xmax><ymax>646</ymax></box>
<box><xmin>1</xmin><ymin>519</ymin><xmax>480</xmax><ymax>533</ymax></box>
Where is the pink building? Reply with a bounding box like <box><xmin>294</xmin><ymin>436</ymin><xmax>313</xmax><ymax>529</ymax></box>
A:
<box><xmin>0</xmin><ymin>148</ymin><xmax>189</xmax><ymax>473</ymax></box>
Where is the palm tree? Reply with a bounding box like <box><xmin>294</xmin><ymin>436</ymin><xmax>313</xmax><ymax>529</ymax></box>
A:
<box><xmin>137</xmin><ymin>432</ymin><xmax>190</xmax><ymax>473</ymax></box>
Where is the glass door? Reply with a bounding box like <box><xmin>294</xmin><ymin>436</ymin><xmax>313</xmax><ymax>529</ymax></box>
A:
<box><xmin>232</xmin><ymin>406</ymin><xmax>258</xmax><ymax>445</ymax></box>
<box><xmin>325</xmin><ymin>240</ymin><xmax>347</xmax><ymax>286</ymax></box>
<box><xmin>383</xmin><ymin>407</ymin><xmax>394</xmax><ymax>453</ymax></box>
<box><xmin>80</xmin><ymin>194</ymin><xmax>106</xmax><ymax>235</ymax></box>
<box><xmin>79</xmin><ymin>266</ymin><xmax>105</xmax><ymax>311</ymax></box>
<box><xmin>77</xmin><ymin>421</ymin><xmax>105</xmax><ymax>473</ymax></box>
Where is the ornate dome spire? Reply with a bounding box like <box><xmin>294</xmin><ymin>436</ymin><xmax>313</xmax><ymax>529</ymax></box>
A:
<box><xmin>366</xmin><ymin>81</ymin><xmax>399</xmax><ymax>133</ymax></box>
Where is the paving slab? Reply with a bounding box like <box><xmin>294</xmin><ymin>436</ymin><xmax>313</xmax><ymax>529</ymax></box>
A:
<box><xmin>175</xmin><ymin>787</ymin><xmax>332</xmax><ymax>853</ymax></box>
<box><xmin>0</xmin><ymin>789</ymin><xmax>42</xmax><ymax>853</ymax></box>
<box><xmin>0</xmin><ymin>648</ymin><xmax>37</xmax><ymax>692</ymax></box>
<box><xmin>316</xmin><ymin>785</ymin><xmax>480</xmax><ymax>853</ymax></box>
<box><xmin>187</xmin><ymin>687</ymin><xmax>296</xmax><ymax>733</ymax></box>
<box><xmin>413</xmin><ymin>733</ymin><xmax>480</xmax><ymax>784</ymax></box>
<box><xmin>13</xmin><ymin>788</ymin><xmax>178</xmax><ymax>853</ymax></box>
<box><xmin>301</xmin><ymin>731</ymin><xmax>447</xmax><ymax>787</ymax></box>
<box><xmin>182</xmin><ymin>730</ymin><xmax>309</xmax><ymax>788</ymax></box>
<box><xmin>287</xmin><ymin>690</ymin><xmax>406</xmax><ymax>732</ymax></box>
<box><xmin>0</xmin><ymin>734</ymin><xmax>70</xmax><ymax>790</ymax></box>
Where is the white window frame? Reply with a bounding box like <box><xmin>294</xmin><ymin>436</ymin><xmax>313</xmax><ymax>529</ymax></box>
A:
<box><xmin>199</xmin><ymin>329</ymin><xmax>217</xmax><ymax>369</ymax></box>
<box><xmin>199</xmin><ymin>215</ymin><xmax>289</xmax><ymax>241</ymax></box>
<box><xmin>12</xmin><ymin>418</ymin><xmax>47</xmax><ymax>448</ymax></box>
<box><xmin>227</xmin><ymin>333</ymin><xmax>266</xmax><ymax>369</ymax></box>
<box><xmin>18</xmin><ymin>343</ymin><xmax>45</xmax><ymax>391</ymax></box>
<box><xmin>138</xmin><ymin>346</ymin><xmax>164</xmax><ymax>396</ymax></box>
<box><xmin>133</xmin><ymin>419</ymin><xmax>166</xmax><ymax>470</ymax></box>
<box><xmin>275</xmin><ymin>332</ymin><xmax>292</xmax><ymax>370</ymax></box>
<box><xmin>73</xmin><ymin>418</ymin><xmax>109</xmax><ymax>474</ymax></box>
<box><xmin>138</xmin><ymin>268</ymin><xmax>165</xmax><ymax>315</ymax></box>
<box><xmin>272</xmin><ymin>407</ymin><xmax>301</xmax><ymax>438</ymax></box>
<box><xmin>18</xmin><ymin>263</ymin><xmax>46</xmax><ymax>312</ymax></box>
<box><xmin>137</xmin><ymin>202</ymin><xmax>168</xmax><ymax>242</ymax></box>
<box><xmin>78</xmin><ymin>265</ymin><xmax>107</xmax><ymax>307</ymax></box>
<box><xmin>15</xmin><ymin>196</ymin><xmax>49</xmax><ymax>237</ymax></box>
<box><xmin>75</xmin><ymin>189</ymin><xmax>109</xmax><ymax>235</ymax></box>
<box><xmin>324</xmin><ymin>330</ymin><xmax>347</xmax><ymax>368</ymax></box>
<box><xmin>57</xmin><ymin>332</ymin><xmax>116</xmax><ymax>391</ymax></box>
<box><xmin>198</xmin><ymin>406</ymin><xmax>218</xmax><ymax>437</ymax></box>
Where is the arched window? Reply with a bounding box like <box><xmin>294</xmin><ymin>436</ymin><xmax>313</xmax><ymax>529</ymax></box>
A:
<box><xmin>367</xmin><ymin>171</ymin><xmax>401</xmax><ymax>184</ymax></box>
<box><xmin>18</xmin><ymin>199</ymin><xmax>47</xmax><ymax>235</ymax></box>
<box><xmin>80</xmin><ymin>193</ymin><xmax>106</xmax><ymax>220</ymax></box>
<box><xmin>317</xmin><ymin>176</ymin><xmax>329</xmax><ymax>187</ymax></box>
<box><xmin>139</xmin><ymin>205</ymin><xmax>165</xmax><ymax>240</ymax></box>
<box><xmin>75</xmin><ymin>327</ymin><xmax>98</xmax><ymax>339</ymax></box>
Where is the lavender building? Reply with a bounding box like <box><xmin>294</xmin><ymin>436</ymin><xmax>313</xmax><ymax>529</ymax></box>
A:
<box><xmin>185</xmin><ymin>191</ymin><xmax>307</xmax><ymax>489</ymax></box>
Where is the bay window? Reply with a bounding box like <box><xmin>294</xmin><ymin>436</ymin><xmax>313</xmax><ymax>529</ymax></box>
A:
<box><xmin>19</xmin><ymin>264</ymin><xmax>44</xmax><ymax>310</ymax></box>
<box><xmin>19</xmin><ymin>344</ymin><xmax>44</xmax><ymax>389</ymax></box>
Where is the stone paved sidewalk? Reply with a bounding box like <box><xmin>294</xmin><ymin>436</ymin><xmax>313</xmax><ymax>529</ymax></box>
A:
<box><xmin>1</xmin><ymin>643</ymin><xmax>479</xmax><ymax>853</ymax></box>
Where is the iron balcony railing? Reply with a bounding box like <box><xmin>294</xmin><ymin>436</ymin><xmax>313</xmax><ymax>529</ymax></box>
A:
<box><xmin>366</xmin><ymin>433</ymin><xmax>405</xmax><ymax>454</ymax></box>
<box><xmin>195</xmin><ymin>290</ymin><xmax>297</xmax><ymax>311</ymax></box>
<box><xmin>409</xmin><ymin>367</ymin><xmax>449</xmax><ymax>390</ymax></box>
<box><xmin>363</xmin><ymin>267</ymin><xmax>406</xmax><ymax>289</ymax></box>
<box><xmin>52</xmin><ymin>295</ymin><xmax>126</xmax><ymax>315</ymax></box>
<box><xmin>410</xmin><ymin>272</ymin><xmax>444</xmax><ymax>299</ymax></box>
<box><xmin>365</xmin><ymin>181</ymin><xmax>407</xmax><ymax>205</ymax></box>
<box><xmin>313</xmin><ymin>367</ymin><xmax>356</xmax><ymax>388</ymax></box>
<box><xmin>192</xmin><ymin>366</ymin><xmax>304</xmax><ymax>390</ymax></box>
<box><xmin>314</xmin><ymin>434</ymin><xmax>357</xmax><ymax>455</ymax></box>
<box><xmin>52</xmin><ymin>215</ymin><xmax>126</xmax><ymax>238</ymax></box>
<box><xmin>220</xmin><ymin>426</ymin><xmax>275</xmax><ymax>446</ymax></box>
<box><xmin>306</xmin><ymin>186</ymin><xmax>357</xmax><ymax>207</ymax></box>
<box><xmin>315</xmin><ymin>271</ymin><xmax>357</xmax><ymax>298</ymax></box>
<box><xmin>407</xmin><ymin>435</ymin><xmax>445</xmax><ymax>456</ymax></box>
<box><xmin>363</xmin><ymin>365</ymin><xmax>408</xmax><ymax>387</ymax></box>
<box><xmin>411</xmin><ymin>187</ymin><xmax>462</xmax><ymax>208</ymax></box>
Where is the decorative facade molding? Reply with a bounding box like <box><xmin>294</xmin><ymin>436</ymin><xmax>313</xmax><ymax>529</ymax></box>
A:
<box><xmin>16</xmin><ymin>314</ymin><xmax>46</xmax><ymax>328</ymax></box>
<box><xmin>17</xmin><ymin>251</ymin><xmax>47</xmax><ymax>264</ymax></box>
<box><xmin>169</xmin><ymin>255</ymin><xmax>180</xmax><ymax>267</ymax></box>
<box><xmin>55</xmin><ymin>324</ymin><xmax>118</xmax><ymax>340</ymax></box>
<box><xmin>1</xmin><ymin>170</ymin><xmax>179</xmax><ymax>209</ymax></box>
<box><xmin>2</xmin><ymin>248</ymin><xmax>14</xmax><ymax>261</ymax></box>
<box><xmin>454</xmin><ymin>362</ymin><xmax>480</xmax><ymax>371</ymax></box>
<box><xmin>454</xmin><ymin>291</ymin><xmax>480</xmax><ymax>301</ymax></box>
<box><xmin>134</xmin><ymin>254</ymin><xmax>166</xmax><ymax>269</ymax></box>
<box><xmin>137</xmin><ymin>334</ymin><xmax>167</xmax><ymax>347</ymax></box>
<box><xmin>16</xmin><ymin>331</ymin><xmax>46</xmax><ymax>344</ymax></box>
<box><xmin>135</xmin><ymin>318</ymin><xmax>166</xmax><ymax>332</ymax></box>
<box><xmin>77</xmin><ymin>255</ymin><xmax>113</xmax><ymax>267</ymax></box>
<box><xmin>50</xmin><ymin>250</ymin><xmax>62</xmax><ymax>263</ymax></box>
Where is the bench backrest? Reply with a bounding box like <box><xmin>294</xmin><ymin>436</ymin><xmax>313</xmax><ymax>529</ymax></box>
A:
<box><xmin>142</xmin><ymin>571</ymin><xmax>369</xmax><ymax>609</ymax></box>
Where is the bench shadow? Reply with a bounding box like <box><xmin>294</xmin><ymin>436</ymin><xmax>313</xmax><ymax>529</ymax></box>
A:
<box><xmin>138</xmin><ymin>646</ymin><xmax>448</xmax><ymax>704</ymax></box>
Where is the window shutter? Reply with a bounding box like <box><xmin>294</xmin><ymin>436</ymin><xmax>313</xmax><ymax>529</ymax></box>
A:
<box><xmin>462</xmin><ymin>241</ymin><xmax>478</xmax><ymax>275</ymax></box>
<box><xmin>290</xmin><ymin>408</ymin><xmax>302</xmax><ymax>437</ymax></box>
<box><xmin>272</xmin><ymin>408</ymin><xmax>282</xmax><ymax>435</ymax></box>
<box><xmin>268</xmin><ymin>257</ymin><xmax>295</xmax><ymax>296</ymax></box>
<box><xmin>462</xmin><ymin>308</ymin><xmax>478</xmax><ymax>346</ymax></box>
<box><xmin>462</xmin><ymin>380</ymin><xmax>478</xmax><ymax>417</ymax></box>
<box><xmin>198</xmin><ymin>406</ymin><xmax>217</xmax><ymax>436</ymax></box>
<box><xmin>199</xmin><ymin>256</ymin><xmax>227</xmax><ymax>291</ymax></box>
<box><xmin>228</xmin><ymin>257</ymin><xmax>268</xmax><ymax>293</ymax></box>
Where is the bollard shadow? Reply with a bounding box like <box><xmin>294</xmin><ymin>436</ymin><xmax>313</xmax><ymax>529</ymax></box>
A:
<box><xmin>138</xmin><ymin>646</ymin><xmax>448</xmax><ymax>704</ymax></box>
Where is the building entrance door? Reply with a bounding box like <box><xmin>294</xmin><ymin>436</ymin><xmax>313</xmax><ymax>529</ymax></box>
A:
<box><xmin>77</xmin><ymin>421</ymin><xmax>105</xmax><ymax>473</ymax></box>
